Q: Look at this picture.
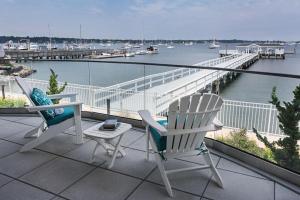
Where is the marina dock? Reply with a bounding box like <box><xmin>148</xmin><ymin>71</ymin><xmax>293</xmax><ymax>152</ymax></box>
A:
<box><xmin>4</xmin><ymin>49</ymin><xmax>118</xmax><ymax>62</ymax></box>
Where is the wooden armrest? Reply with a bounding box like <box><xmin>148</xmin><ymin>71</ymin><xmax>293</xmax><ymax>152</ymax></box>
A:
<box><xmin>138</xmin><ymin>110</ymin><xmax>167</xmax><ymax>134</ymax></box>
<box><xmin>27</xmin><ymin>102</ymin><xmax>82</xmax><ymax>112</ymax></box>
<box><xmin>213</xmin><ymin>118</ymin><xmax>223</xmax><ymax>129</ymax></box>
<box><xmin>47</xmin><ymin>93</ymin><xmax>77</xmax><ymax>101</ymax></box>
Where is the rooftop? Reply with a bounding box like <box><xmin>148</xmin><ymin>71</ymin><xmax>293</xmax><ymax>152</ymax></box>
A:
<box><xmin>0</xmin><ymin>116</ymin><xmax>299</xmax><ymax>200</ymax></box>
<box><xmin>236</xmin><ymin>43</ymin><xmax>284</xmax><ymax>48</ymax></box>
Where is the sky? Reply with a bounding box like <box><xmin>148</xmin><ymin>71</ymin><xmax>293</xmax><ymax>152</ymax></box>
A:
<box><xmin>0</xmin><ymin>0</ymin><xmax>300</xmax><ymax>40</ymax></box>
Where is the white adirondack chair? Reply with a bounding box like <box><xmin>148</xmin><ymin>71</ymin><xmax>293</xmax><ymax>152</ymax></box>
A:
<box><xmin>15</xmin><ymin>77</ymin><xmax>84</xmax><ymax>152</ymax></box>
<box><xmin>138</xmin><ymin>93</ymin><xmax>224</xmax><ymax>197</ymax></box>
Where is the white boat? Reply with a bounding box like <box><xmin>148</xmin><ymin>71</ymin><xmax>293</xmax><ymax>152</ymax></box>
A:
<box><xmin>209</xmin><ymin>39</ymin><xmax>220</xmax><ymax>49</ymax></box>
<box><xmin>125</xmin><ymin>52</ymin><xmax>135</xmax><ymax>57</ymax></box>
<box><xmin>101</xmin><ymin>52</ymin><xmax>111</xmax><ymax>56</ymax></box>
<box><xmin>185</xmin><ymin>42</ymin><xmax>193</xmax><ymax>46</ymax></box>
<box><xmin>146</xmin><ymin>46</ymin><xmax>159</xmax><ymax>54</ymax></box>
<box><xmin>135</xmin><ymin>50</ymin><xmax>147</xmax><ymax>55</ymax></box>
<box><xmin>167</xmin><ymin>45</ymin><xmax>174</xmax><ymax>49</ymax></box>
<box><xmin>133</xmin><ymin>45</ymin><xmax>141</xmax><ymax>48</ymax></box>
<box><xmin>29</xmin><ymin>43</ymin><xmax>40</xmax><ymax>51</ymax></box>
<box><xmin>18</xmin><ymin>43</ymin><xmax>28</xmax><ymax>50</ymax></box>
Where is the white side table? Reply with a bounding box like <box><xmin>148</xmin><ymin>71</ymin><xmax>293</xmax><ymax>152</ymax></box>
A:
<box><xmin>83</xmin><ymin>122</ymin><xmax>132</xmax><ymax>168</ymax></box>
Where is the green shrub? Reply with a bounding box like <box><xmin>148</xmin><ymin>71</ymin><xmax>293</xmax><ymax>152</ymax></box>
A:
<box><xmin>0</xmin><ymin>98</ymin><xmax>26</xmax><ymax>108</ymax></box>
<box><xmin>217</xmin><ymin>129</ymin><xmax>275</xmax><ymax>162</ymax></box>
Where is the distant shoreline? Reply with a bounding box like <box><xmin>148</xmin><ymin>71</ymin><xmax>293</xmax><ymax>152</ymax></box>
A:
<box><xmin>0</xmin><ymin>36</ymin><xmax>293</xmax><ymax>44</ymax></box>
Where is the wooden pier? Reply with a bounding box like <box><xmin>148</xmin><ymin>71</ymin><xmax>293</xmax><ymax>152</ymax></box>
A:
<box><xmin>4</xmin><ymin>49</ymin><xmax>117</xmax><ymax>62</ymax></box>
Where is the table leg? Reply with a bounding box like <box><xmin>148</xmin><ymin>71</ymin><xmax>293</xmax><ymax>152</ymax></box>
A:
<box><xmin>91</xmin><ymin>142</ymin><xmax>100</xmax><ymax>162</ymax></box>
<box><xmin>108</xmin><ymin>134</ymin><xmax>124</xmax><ymax>169</ymax></box>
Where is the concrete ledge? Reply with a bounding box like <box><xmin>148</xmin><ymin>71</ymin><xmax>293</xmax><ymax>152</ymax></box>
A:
<box><xmin>205</xmin><ymin>137</ymin><xmax>300</xmax><ymax>190</ymax></box>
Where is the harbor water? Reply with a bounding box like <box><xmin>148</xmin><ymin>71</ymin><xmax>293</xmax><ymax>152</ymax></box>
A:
<box><xmin>27</xmin><ymin>43</ymin><xmax>300</xmax><ymax>103</ymax></box>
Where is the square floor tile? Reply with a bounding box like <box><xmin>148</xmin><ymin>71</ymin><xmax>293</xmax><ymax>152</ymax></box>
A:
<box><xmin>64</xmin><ymin>140</ymin><xmax>106</xmax><ymax>166</ymax></box>
<box><xmin>0</xmin><ymin>116</ymin><xmax>26</xmax><ymax>123</ymax></box>
<box><xmin>203</xmin><ymin>169</ymin><xmax>274</xmax><ymax>200</ymax></box>
<box><xmin>61</xmin><ymin>168</ymin><xmax>141</xmax><ymax>200</ymax></box>
<box><xmin>128</xmin><ymin>134</ymin><xmax>148</xmax><ymax>151</ymax></box>
<box><xmin>128</xmin><ymin>181</ymin><xmax>200</xmax><ymax>200</ymax></box>
<box><xmin>21</xmin><ymin>157</ymin><xmax>95</xmax><ymax>194</ymax></box>
<box><xmin>37</xmin><ymin>133</ymin><xmax>85</xmax><ymax>155</ymax></box>
<box><xmin>275</xmin><ymin>183</ymin><xmax>299</xmax><ymax>200</ymax></box>
<box><xmin>5</xmin><ymin>129</ymin><xmax>36</xmax><ymax>145</ymax></box>
<box><xmin>108</xmin><ymin>148</ymin><xmax>156</xmax><ymax>179</ymax></box>
<box><xmin>0</xmin><ymin>120</ymin><xmax>34</xmax><ymax>139</ymax></box>
<box><xmin>0</xmin><ymin>150</ymin><xmax>56</xmax><ymax>178</ymax></box>
<box><xmin>0</xmin><ymin>174</ymin><xmax>12</xmax><ymax>187</ymax></box>
<box><xmin>217</xmin><ymin>158</ymin><xmax>267</xmax><ymax>179</ymax></box>
<box><xmin>64</xmin><ymin>120</ymin><xmax>98</xmax><ymax>134</ymax></box>
<box><xmin>0</xmin><ymin>140</ymin><xmax>21</xmax><ymax>158</ymax></box>
<box><xmin>17</xmin><ymin>117</ymin><xmax>43</xmax><ymax>127</ymax></box>
<box><xmin>121</xmin><ymin>129</ymin><xmax>145</xmax><ymax>148</ymax></box>
<box><xmin>177</xmin><ymin>152</ymin><xmax>220</xmax><ymax>167</ymax></box>
<box><xmin>0</xmin><ymin>180</ymin><xmax>54</xmax><ymax>200</ymax></box>
<box><xmin>147</xmin><ymin>159</ymin><xmax>212</xmax><ymax>196</ymax></box>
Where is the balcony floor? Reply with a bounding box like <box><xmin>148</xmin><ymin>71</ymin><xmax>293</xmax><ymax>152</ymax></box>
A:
<box><xmin>0</xmin><ymin>116</ymin><xmax>299</xmax><ymax>200</ymax></box>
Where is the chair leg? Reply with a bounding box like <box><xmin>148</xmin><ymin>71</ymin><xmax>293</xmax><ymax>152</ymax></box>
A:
<box><xmin>154</xmin><ymin>153</ymin><xmax>174</xmax><ymax>197</ymax></box>
<box><xmin>20</xmin><ymin>127</ymin><xmax>61</xmax><ymax>152</ymax></box>
<box><xmin>203</xmin><ymin>152</ymin><xmax>223</xmax><ymax>188</ymax></box>
<box><xmin>24</xmin><ymin>122</ymin><xmax>44</xmax><ymax>138</ymax></box>
<box><xmin>146</xmin><ymin>125</ymin><xmax>150</xmax><ymax>160</ymax></box>
<box><xmin>74</xmin><ymin>106</ymin><xmax>83</xmax><ymax>144</ymax></box>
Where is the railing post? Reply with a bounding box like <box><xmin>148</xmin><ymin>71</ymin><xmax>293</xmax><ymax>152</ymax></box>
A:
<box><xmin>135</xmin><ymin>82</ymin><xmax>138</xmax><ymax>92</ymax></box>
<box><xmin>267</xmin><ymin>104</ymin><xmax>273</xmax><ymax>133</ymax></box>
<box><xmin>107</xmin><ymin>99</ymin><xmax>111</xmax><ymax>115</ymax></box>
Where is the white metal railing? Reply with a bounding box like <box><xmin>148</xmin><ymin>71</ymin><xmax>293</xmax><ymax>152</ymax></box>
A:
<box><xmin>3</xmin><ymin>74</ymin><xmax>283</xmax><ymax>136</ymax></box>
<box><xmin>218</xmin><ymin>100</ymin><xmax>282</xmax><ymax>135</ymax></box>
<box><xmin>93</xmin><ymin>54</ymin><xmax>242</xmax><ymax>105</ymax></box>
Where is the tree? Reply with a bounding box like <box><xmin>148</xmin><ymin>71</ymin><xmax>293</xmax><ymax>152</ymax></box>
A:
<box><xmin>46</xmin><ymin>68</ymin><xmax>67</xmax><ymax>104</ymax></box>
<box><xmin>253</xmin><ymin>85</ymin><xmax>300</xmax><ymax>172</ymax></box>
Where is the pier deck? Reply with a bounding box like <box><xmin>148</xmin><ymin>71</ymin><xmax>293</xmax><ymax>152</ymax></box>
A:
<box><xmin>106</xmin><ymin>53</ymin><xmax>258</xmax><ymax>115</ymax></box>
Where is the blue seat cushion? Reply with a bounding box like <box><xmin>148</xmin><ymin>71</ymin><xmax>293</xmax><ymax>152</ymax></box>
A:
<box><xmin>149</xmin><ymin>120</ymin><xmax>167</xmax><ymax>152</ymax></box>
<box><xmin>30</xmin><ymin>88</ymin><xmax>55</xmax><ymax>120</ymax></box>
<box><xmin>46</xmin><ymin>107</ymin><xmax>74</xmax><ymax>126</ymax></box>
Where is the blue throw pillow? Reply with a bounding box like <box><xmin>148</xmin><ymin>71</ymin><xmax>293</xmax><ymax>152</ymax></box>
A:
<box><xmin>30</xmin><ymin>88</ymin><xmax>55</xmax><ymax>119</ymax></box>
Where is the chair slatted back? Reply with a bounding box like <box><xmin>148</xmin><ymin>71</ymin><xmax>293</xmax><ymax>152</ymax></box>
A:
<box><xmin>15</xmin><ymin>77</ymin><xmax>47</xmax><ymax>122</ymax></box>
<box><xmin>165</xmin><ymin>93</ymin><xmax>223</xmax><ymax>154</ymax></box>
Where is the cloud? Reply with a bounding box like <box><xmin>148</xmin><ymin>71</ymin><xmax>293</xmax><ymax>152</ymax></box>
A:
<box><xmin>89</xmin><ymin>7</ymin><xmax>103</xmax><ymax>15</ymax></box>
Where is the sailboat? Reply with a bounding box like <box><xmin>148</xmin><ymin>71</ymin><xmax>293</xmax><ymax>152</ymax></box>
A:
<box><xmin>209</xmin><ymin>39</ymin><xmax>220</xmax><ymax>49</ymax></box>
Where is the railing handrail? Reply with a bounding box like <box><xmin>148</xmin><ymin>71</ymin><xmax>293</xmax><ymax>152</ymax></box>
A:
<box><xmin>157</xmin><ymin>54</ymin><xmax>257</xmax><ymax>97</ymax></box>
<box><xmin>101</xmin><ymin>54</ymin><xmax>238</xmax><ymax>91</ymax></box>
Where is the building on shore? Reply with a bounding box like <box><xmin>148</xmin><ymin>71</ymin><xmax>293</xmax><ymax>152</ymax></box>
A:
<box><xmin>236</xmin><ymin>43</ymin><xmax>285</xmax><ymax>59</ymax></box>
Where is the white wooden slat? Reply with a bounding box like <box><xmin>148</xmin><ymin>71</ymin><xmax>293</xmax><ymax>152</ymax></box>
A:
<box><xmin>166</xmin><ymin>100</ymin><xmax>178</xmax><ymax>153</ymax></box>
<box><xmin>172</xmin><ymin>96</ymin><xmax>190</xmax><ymax>152</ymax></box>
<box><xmin>178</xmin><ymin>94</ymin><xmax>201</xmax><ymax>152</ymax></box>
<box><xmin>192</xmin><ymin>94</ymin><xmax>212</xmax><ymax>128</ymax></box>
<box><xmin>206</xmin><ymin>97</ymin><xmax>223</xmax><ymax>125</ymax></box>
<box><xmin>191</xmin><ymin>132</ymin><xmax>206</xmax><ymax>150</ymax></box>
<box><xmin>200</xmin><ymin>94</ymin><xmax>218</xmax><ymax>127</ymax></box>
<box><xmin>186</xmin><ymin>94</ymin><xmax>210</xmax><ymax>150</ymax></box>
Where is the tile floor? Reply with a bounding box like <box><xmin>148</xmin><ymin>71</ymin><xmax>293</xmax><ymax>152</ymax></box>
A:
<box><xmin>0</xmin><ymin>116</ymin><xmax>299</xmax><ymax>200</ymax></box>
